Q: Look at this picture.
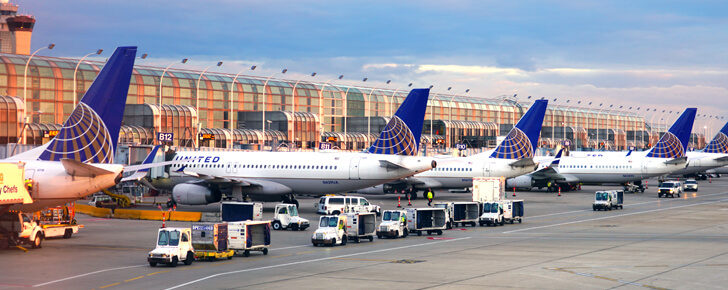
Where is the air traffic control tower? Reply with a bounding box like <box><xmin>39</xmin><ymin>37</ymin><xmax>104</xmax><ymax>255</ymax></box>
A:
<box><xmin>0</xmin><ymin>0</ymin><xmax>34</xmax><ymax>55</ymax></box>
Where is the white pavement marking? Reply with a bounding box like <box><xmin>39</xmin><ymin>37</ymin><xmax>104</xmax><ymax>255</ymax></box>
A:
<box><xmin>503</xmin><ymin>198</ymin><xmax>728</xmax><ymax>234</ymax></box>
<box><xmin>33</xmin><ymin>265</ymin><xmax>147</xmax><ymax>287</ymax></box>
<box><xmin>271</xmin><ymin>244</ymin><xmax>311</xmax><ymax>251</ymax></box>
<box><xmin>166</xmin><ymin>237</ymin><xmax>472</xmax><ymax>290</ymax></box>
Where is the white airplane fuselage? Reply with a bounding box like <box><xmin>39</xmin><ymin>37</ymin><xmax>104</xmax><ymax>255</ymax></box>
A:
<box><xmin>10</xmin><ymin>161</ymin><xmax>123</xmax><ymax>212</ymax></box>
<box><xmin>555</xmin><ymin>153</ymin><xmax>686</xmax><ymax>183</ymax></box>
<box><xmin>162</xmin><ymin>151</ymin><xmax>435</xmax><ymax>196</ymax></box>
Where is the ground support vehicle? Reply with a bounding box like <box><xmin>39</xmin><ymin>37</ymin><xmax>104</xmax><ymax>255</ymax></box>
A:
<box><xmin>623</xmin><ymin>182</ymin><xmax>646</xmax><ymax>193</ymax></box>
<box><xmin>228</xmin><ymin>220</ymin><xmax>271</xmax><ymax>257</ymax></box>
<box><xmin>480</xmin><ymin>200</ymin><xmax>524</xmax><ymax>226</ymax></box>
<box><xmin>505</xmin><ymin>200</ymin><xmax>524</xmax><ymax>224</ymax></box>
<box><xmin>312</xmin><ymin>215</ymin><xmax>348</xmax><ymax>246</ymax></box>
<box><xmin>452</xmin><ymin>202</ymin><xmax>480</xmax><ymax>227</ymax></box>
<box><xmin>88</xmin><ymin>194</ymin><xmax>117</xmax><ymax>209</ymax></box>
<box><xmin>433</xmin><ymin>202</ymin><xmax>454</xmax><ymax>229</ymax></box>
<box><xmin>658</xmin><ymin>181</ymin><xmax>683</xmax><ymax>198</ymax></box>
<box><xmin>272</xmin><ymin>204</ymin><xmax>309</xmax><ymax>231</ymax></box>
<box><xmin>147</xmin><ymin>227</ymin><xmax>195</xmax><ymax>267</ymax></box>
<box><xmin>344</xmin><ymin>212</ymin><xmax>376</xmax><ymax>243</ymax></box>
<box><xmin>406</xmin><ymin>208</ymin><xmax>447</xmax><ymax>236</ymax></box>
<box><xmin>0</xmin><ymin>211</ymin><xmax>44</xmax><ymax>249</ymax></box>
<box><xmin>593</xmin><ymin>190</ymin><xmax>624</xmax><ymax>211</ymax></box>
<box><xmin>221</xmin><ymin>202</ymin><xmax>263</xmax><ymax>222</ymax></box>
<box><xmin>684</xmin><ymin>179</ymin><xmax>698</xmax><ymax>192</ymax></box>
<box><xmin>316</xmin><ymin>195</ymin><xmax>381</xmax><ymax>216</ymax></box>
<box><xmin>472</xmin><ymin>177</ymin><xmax>505</xmax><ymax>202</ymax></box>
<box><xmin>37</xmin><ymin>203</ymin><xmax>81</xmax><ymax>239</ymax></box>
<box><xmin>377</xmin><ymin>210</ymin><xmax>408</xmax><ymax>238</ymax></box>
<box><xmin>192</xmin><ymin>223</ymin><xmax>234</xmax><ymax>260</ymax></box>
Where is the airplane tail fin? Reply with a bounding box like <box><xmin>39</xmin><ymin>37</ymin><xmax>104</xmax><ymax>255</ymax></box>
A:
<box><xmin>550</xmin><ymin>148</ymin><xmax>563</xmax><ymax>167</ymax></box>
<box><xmin>367</xmin><ymin>88</ymin><xmax>430</xmax><ymax>155</ymax></box>
<box><xmin>490</xmin><ymin>99</ymin><xmax>548</xmax><ymax>159</ymax></box>
<box><xmin>646</xmin><ymin>108</ymin><xmax>696</xmax><ymax>159</ymax></box>
<box><xmin>702</xmin><ymin>121</ymin><xmax>728</xmax><ymax>154</ymax></box>
<box><xmin>37</xmin><ymin>46</ymin><xmax>137</xmax><ymax>163</ymax></box>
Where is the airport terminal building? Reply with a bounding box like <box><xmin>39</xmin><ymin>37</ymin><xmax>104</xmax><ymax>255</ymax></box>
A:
<box><xmin>0</xmin><ymin>52</ymin><xmax>707</xmax><ymax>153</ymax></box>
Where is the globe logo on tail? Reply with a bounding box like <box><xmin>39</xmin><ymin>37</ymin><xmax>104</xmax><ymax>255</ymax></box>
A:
<box><xmin>367</xmin><ymin>116</ymin><xmax>417</xmax><ymax>155</ymax></box>
<box><xmin>38</xmin><ymin>103</ymin><xmax>114</xmax><ymax>163</ymax></box>
<box><xmin>646</xmin><ymin>132</ymin><xmax>684</xmax><ymax>158</ymax></box>
<box><xmin>490</xmin><ymin>128</ymin><xmax>534</xmax><ymax>159</ymax></box>
<box><xmin>703</xmin><ymin>132</ymin><xmax>728</xmax><ymax>154</ymax></box>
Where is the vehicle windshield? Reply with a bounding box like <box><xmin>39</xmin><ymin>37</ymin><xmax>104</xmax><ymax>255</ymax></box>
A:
<box><xmin>483</xmin><ymin>203</ymin><xmax>498</xmax><ymax>213</ymax></box>
<box><xmin>434</xmin><ymin>204</ymin><xmax>447</xmax><ymax>209</ymax></box>
<box><xmin>157</xmin><ymin>230</ymin><xmax>180</xmax><ymax>246</ymax></box>
<box><xmin>596</xmin><ymin>192</ymin><xmax>608</xmax><ymax>201</ymax></box>
<box><xmin>289</xmin><ymin>206</ymin><xmax>298</xmax><ymax>216</ymax></box>
<box><xmin>661</xmin><ymin>182</ymin><xmax>675</xmax><ymax>188</ymax></box>
<box><xmin>319</xmin><ymin>216</ymin><xmax>339</xmax><ymax>227</ymax></box>
<box><xmin>383</xmin><ymin>211</ymin><xmax>399</xmax><ymax>221</ymax></box>
<box><xmin>685</xmin><ymin>180</ymin><xmax>697</xmax><ymax>185</ymax></box>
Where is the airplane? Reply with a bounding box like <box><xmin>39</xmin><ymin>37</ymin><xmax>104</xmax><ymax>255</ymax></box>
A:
<box><xmin>507</xmin><ymin>108</ymin><xmax>697</xmax><ymax>191</ymax></box>
<box><xmin>355</xmin><ymin>99</ymin><xmax>549</xmax><ymax>199</ymax></box>
<box><xmin>2</xmin><ymin>46</ymin><xmax>138</xmax><ymax>213</ymax></box>
<box><xmin>151</xmin><ymin>88</ymin><xmax>437</xmax><ymax>207</ymax></box>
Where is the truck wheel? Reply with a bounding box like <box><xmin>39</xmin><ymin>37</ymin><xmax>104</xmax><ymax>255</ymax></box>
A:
<box><xmin>149</xmin><ymin>262</ymin><xmax>157</xmax><ymax>267</ymax></box>
<box><xmin>354</xmin><ymin>236</ymin><xmax>360</xmax><ymax>243</ymax></box>
<box><xmin>63</xmin><ymin>229</ymin><xmax>73</xmax><ymax>239</ymax></box>
<box><xmin>417</xmin><ymin>231</ymin><xmax>422</xmax><ymax>236</ymax></box>
<box><xmin>479</xmin><ymin>222</ymin><xmax>484</xmax><ymax>227</ymax></box>
<box><xmin>500</xmin><ymin>219</ymin><xmax>504</xmax><ymax>226</ymax></box>
<box><xmin>184</xmin><ymin>252</ymin><xmax>194</xmax><ymax>265</ymax></box>
<box><xmin>677</xmin><ymin>193</ymin><xmax>680</xmax><ymax>197</ymax></box>
<box><xmin>377</xmin><ymin>234</ymin><xmax>383</xmax><ymax>239</ymax></box>
<box><xmin>312</xmin><ymin>243</ymin><xmax>318</xmax><ymax>247</ymax></box>
<box><xmin>369</xmin><ymin>236</ymin><xmax>374</xmax><ymax>242</ymax></box>
<box><xmin>510</xmin><ymin>220</ymin><xmax>514</xmax><ymax>224</ymax></box>
<box><xmin>332</xmin><ymin>211</ymin><xmax>340</xmax><ymax>215</ymax></box>
<box><xmin>291</xmin><ymin>223</ymin><xmax>299</xmax><ymax>231</ymax></box>
<box><xmin>403</xmin><ymin>230</ymin><xmax>408</xmax><ymax>238</ymax></box>
<box><xmin>272</xmin><ymin>221</ymin><xmax>282</xmax><ymax>230</ymax></box>
<box><xmin>518</xmin><ymin>219</ymin><xmax>522</xmax><ymax>224</ymax></box>
<box><xmin>329</xmin><ymin>239</ymin><xmax>335</xmax><ymax>247</ymax></box>
<box><xmin>263</xmin><ymin>248</ymin><xmax>269</xmax><ymax>255</ymax></box>
<box><xmin>342</xmin><ymin>236</ymin><xmax>347</xmax><ymax>245</ymax></box>
<box><xmin>471</xmin><ymin>222</ymin><xmax>476</xmax><ymax>227</ymax></box>
<box><xmin>243</xmin><ymin>250</ymin><xmax>250</xmax><ymax>257</ymax></box>
<box><xmin>437</xmin><ymin>230</ymin><xmax>443</xmax><ymax>235</ymax></box>
<box><xmin>31</xmin><ymin>235</ymin><xmax>42</xmax><ymax>249</ymax></box>
<box><xmin>170</xmin><ymin>257</ymin><xmax>178</xmax><ymax>267</ymax></box>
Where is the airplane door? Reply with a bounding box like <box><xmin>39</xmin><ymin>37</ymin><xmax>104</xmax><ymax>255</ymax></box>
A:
<box><xmin>24</xmin><ymin>169</ymin><xmax>37</xmax><ymax>199</ymax></box>
<box><xmin>349</xmin><ymin>157</ymin><xmax>361</xmax><ymax>180</ymax></box>
<box><xmin>483</xmin><ymin>163</ymin><xmax>491</xmax><ymax>177</ymax></box>
<box><xmin>641</xmin><ymin>160</ymin><xmax>649</xmax><ymax>178</ymax></box>
<box><xmin>233</xmin><ymin>162</ymin><xmax>239</xmax><ymax>174</ymax></box>
<box><xmin>226</xmin><ymin>162</ymin><xmax>232</xmax><ymax>174</ymax></box>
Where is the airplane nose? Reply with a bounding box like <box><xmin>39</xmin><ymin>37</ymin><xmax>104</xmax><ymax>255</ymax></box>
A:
<box><xmin>431</xmin><ymin>160</ymin><xmax>437</xmax><ymax>168</ymax></box>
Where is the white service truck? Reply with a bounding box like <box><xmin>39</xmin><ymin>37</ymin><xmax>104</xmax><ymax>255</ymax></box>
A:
<box><xmin>344</xmin><ymin>212</ymin><xmax>376</xmax><ymax>243</ymax></box>
<box><xmin>435</xmin><ymin>201</ymin><xmax>480</xmax><ymax>227</ymax></box>
<box><xmin>147</xmin><ymin>227</ymin><xmax>195</xmax><ymax>267</ymax></box>
<box><xmin>228</xmin><ymin>220</ymin><xmax>271</xmax><ymax>257</ymax></box>
<box><xmin>272</xmin><ymin>203</ymin><xmax>309</xmax><ymax>231</ymax></box>
<box><xmin>376</xmin><ymin>210</ymin><xmax>408</xmax><ymax>239</ymax></box>
<box><xmin>312</xmin><ymin>215</ymin><xmax>348</xmax><ymax>247</ymax></box>
<box><xmin>406</xmin><ymin>208</ymin><xmax>447</xmax><ymax>236</ymax></box>
<box><xmin>472</xmin><ymin>177</ymin><xmax>505</xmax><ymax>202</ymax></box>
<box><xmin>221</xmin><ymin>202</ymin><xmax>263</xmax><ymax>222</ymax></box>
<box><xmin>593</xmin><ymin>190</ymin><xmax>624</xmax><ymax>211</ymax></box>
<box><xmin>480</xmin><ymin>200</ymin><xmax>524</xmax><ymax>226</ymax></box>
<box><xmin>0</xmin><ymin>211</ymin><xmax>44</xmax><ymax>249</ymax></box>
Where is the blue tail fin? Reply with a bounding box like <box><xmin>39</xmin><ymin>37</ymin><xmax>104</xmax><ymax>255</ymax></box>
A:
<box><xmin>703</xmin><ymin>121</ymin><xmax>728</xmax><ymax>154</ymax></box>
<box><xmin>367</xmin><ymin>88</ymin><xmax>430</xmax><ymax>155</ymax></box>
<box><xmin>37</xmin><ymin>46</ymin><xmax>137</xmax><ymax>163</ymax></box>
<box><xmin>490</xmin><ymin>99</ymin><xmax>548</xmax><ymax>159</ymax></box>
<box><xmin>138</xmin><ymin>145</ymin><xmax>162</xmax><ymax>172</ymax></box>
<box><xmin>550</xmin><ymin>148</ymin><xmax>563</xmax><ymax>167</ymax></box>
<box><xmin>646</xmin><ymin>108</ymin><xmax>696</xmax><ymax>158</ymax></box>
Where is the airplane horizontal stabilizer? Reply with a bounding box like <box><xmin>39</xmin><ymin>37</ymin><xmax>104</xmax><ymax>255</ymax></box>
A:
<box><xmin>121</xmin><ymin>171</ymin><xmax>147</xmax><ymax>182</ymax></box>
<box><xmin>664</xmin><ymin>156</ymin><xmax>688</xmax><ymax>165</ymax></box>
<box><xmin>125</xmin><ymin>158</ymin><xmax>200</xmax><ymax>172</ymax></box>
<box><xmin>379</xmin><ymin>160</ymin><xmax>407</xmax><ymax>171</ymax></box>
<box><xmin>508</xmin><ymin>158</ymin><xmax>536</xmax><ymax>168</ymax></box>
<box><xmin>60</xmin><ymin>158</ymin><xmax>115</xmax><ymax>177</ymax></box>
<box><xmin>714</xmin><ymin>156</ymin><xmax>728</xmax><ymax>162</ymax></box>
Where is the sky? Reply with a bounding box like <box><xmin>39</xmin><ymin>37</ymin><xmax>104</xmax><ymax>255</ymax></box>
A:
<box><xmin>17</xmin><ymin>0</ymin><xmax>728</xmax><ymax>136</ymax></box>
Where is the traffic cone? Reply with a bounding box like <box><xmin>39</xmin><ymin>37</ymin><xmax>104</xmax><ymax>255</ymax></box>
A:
<box><xmin>513</xmin><ymin>187</ymin><xmax>516</xmax><ymax>197</ymax></box>
<box><xmin>162</xmin><ymin>212</ymin><xmax>166</xmax><ymax>228</ymax></box>
<box><xmin>709</xmin><ymin>176</ymin><xmax>712</xmax><ymax>183</ymax></box>
<box><xmin>408</xmin><ymin>195</ymin><xmax>412</xmax><ymax>206</ymax></box>
<box><xmin>558</xmin><ymin>187</ymin><xmax>561</xmax><ymax>197</ymax></box>
<box><xmin>397</xmin><ymin>196</ymin><xmax>402</xmax><ymax>208</ymax></box>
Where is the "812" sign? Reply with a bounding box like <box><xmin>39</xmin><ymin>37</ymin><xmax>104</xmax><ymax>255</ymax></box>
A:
<box><xmin>157</xmin><ymin>132</ymin><xmax>174</xmax><ymax>142</ymax></box>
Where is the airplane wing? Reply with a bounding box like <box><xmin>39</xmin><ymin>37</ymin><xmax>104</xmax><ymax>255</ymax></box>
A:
<box><xmin>714</xmin><ymin>156</ymin><xmax>728</xmax><ymax>162</ymax></box>
<box><xmin>508</xmin><ymin>157</ymin><xmax>536</xmax><ymax>168</ymax></box>
<box><xmin>61</xmin><ymin>159</ymin><xmax>115</xmax><ymax>176</ymax></box>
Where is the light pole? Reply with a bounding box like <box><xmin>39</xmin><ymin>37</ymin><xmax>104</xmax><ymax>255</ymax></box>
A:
<box><xmin>23</xmin><ymin>43</ymin><xmax>55</xmax><ymax>139</ymax></box>
<box><xmin>447</xmin><ymin>89</ymin><xmax>469</xmax><ymax>148</ymax></box>
<box><xmin>605</xmin><ymin>105</ymin><xmax>620</xmax><ymax>150</ymax></box>
<box><xmin>551</xmin><ymin>98</ymin><xmax>558</xmax><ymax>145</ymax></box>
<box><xmin>366</xmin><ymin>80</ymin><xmax>390</xmax><ymax>138</ymax></box>
<box><xmin>158</xmin><ymin>58</ymin><xmax>188</xmax><ymax>144</ymax></box>
<box><xmin>430</xmin><ymin>86</ymin><xmax>450</xmax><ymax>151</ymax></box>
<box><xmin>194</xmin><ymin>61</ymin><xmax>223</xmax><ymax>148</ymax></box>
<box><xmin>260</xmin><ymin>69</ymin><xmax>287</xmax><ymax>150</ymax></box>
<box><xmin>318</xmin><ymin>75</ymin><xmax>344</xmax><ymax>148</ymax></box>
<box><xmin>595</xmin><ymin>103</ymin><xmax>605</xmax><ymax>149</ymax></box>
<box><xmin>343</xmin><ymin>77</ymin><xmax>368</xmax><ymax>146</ymax></box>
<box><xmin>290</xmin><ymin>72</ymin><xmax>316</xmax><ymax>148</ymax></box>
<box><xmin>72</xmin><ymin>49</ymin><xmax>103</xmax><ymax>107</ymax></box>
<box><xmin>228</xmin><ymin>65</ymin><xmax>257</xmax><ymax>149</ymax></box>
<box><xmin>389</xmin><ymin>83</ymin><xmax>413</xmax><ymax>116</ymax></box>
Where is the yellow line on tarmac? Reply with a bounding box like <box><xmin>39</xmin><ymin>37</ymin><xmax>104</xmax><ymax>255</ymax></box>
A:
<box><xmin>146</xmin><ymin>270</ymin><xmax>169</xmax><ymax>276</ymax></box>
<box><xmin>207</xmin><ymin>261</ymin><xmax>235</xmax><ymax>266</ymax></box>
<box><xmin>99</xmin><ymin>282</ymin><xmax>120</xmax><ymax>289</ymax></box>
<box><xmin>123</xmin><ymin>276</ymin><xmax>145</xmax><ymax>282</ymax></box>
<box><xmin>177</xmin><ymin>266</ymin><xmax>205</xmax><ymax>271</ymax></box>
<box><xmin>268</xmin><ymin>254</ymin><xmax>292</xmax><ymax>258</ymax></box>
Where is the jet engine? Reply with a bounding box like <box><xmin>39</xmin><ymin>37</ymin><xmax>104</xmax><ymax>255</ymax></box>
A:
<box><xmin>172</xmin><ymin>183</ymin><xmax>222</xmax><ymax>205</ymax></box>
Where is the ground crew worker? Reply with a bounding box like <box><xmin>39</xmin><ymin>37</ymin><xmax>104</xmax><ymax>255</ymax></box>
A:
<box><xmin>24</xmin><ymin>178</ymin><xmax>33</xmax><ymax>195</ymax></box>
<box><xmin>547</xmin><ymin>182</ymin><xmax>552</xmax><ymax>192</ymax></box>
<box><xmin>338</xmin><ymin>219</ymin><xmax>345</xmax><ymax>232</ymax></box>
<box><xmin>427</xmin><ymin>188</ymin><xmax>434</xmax><ymax>206</ymax></box>
<box><xmin>400</xmin><ymin>212</ymin><xmax>406</xmax><ymax>227</ymax></box>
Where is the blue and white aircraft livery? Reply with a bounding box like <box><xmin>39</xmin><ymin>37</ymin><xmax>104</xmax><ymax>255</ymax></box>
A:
<box><xmin>159</xmin><ymin>88</ymin><xmax>436</xmax><ymax>207</ymax></box>
<box><xmin>5</xmin><ymin>46</ymin><xmax>137</xmax><ymax>212</ymax></box>
<box><xmin>356</xmin><ymin>99</ymin><xmax>548</xmax><ymax>198</ymax></box>
<box><xmin>508</xmin><ymin>108</ymin><xmax>697</xmax><ymax>190</ymax></box>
